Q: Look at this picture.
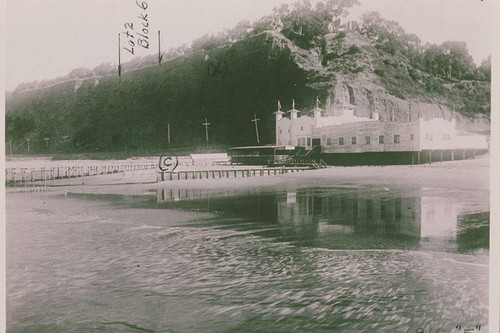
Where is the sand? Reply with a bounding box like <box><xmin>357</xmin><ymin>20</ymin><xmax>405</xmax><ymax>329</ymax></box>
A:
<box><xmin>7</xmin><ymin>153</ymin><xmax>490</xmax><ymax>197</ymax></box>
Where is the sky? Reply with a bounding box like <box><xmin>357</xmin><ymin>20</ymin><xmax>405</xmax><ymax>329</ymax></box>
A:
<box><xmin>4</xmin><ymin>0</ymin><xmax>493</xmax><ymax>91</ymax></box>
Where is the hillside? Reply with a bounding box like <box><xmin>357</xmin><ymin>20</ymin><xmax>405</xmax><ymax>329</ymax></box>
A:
<box><xmin>5</xmin><ymin>3</ymin><xmax>490</xmax><ymax>154</ymax></box>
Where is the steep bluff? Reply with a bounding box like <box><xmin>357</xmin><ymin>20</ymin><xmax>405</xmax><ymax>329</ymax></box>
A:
<box><xmin>282</xmin><ymin>30</ymin><xmax>489</xmax><ymax>130</ymax></box>
<box><xmin>5</xmin><ymin>31</ymin><xmax>490</xmax><ymax>154</ymax></box>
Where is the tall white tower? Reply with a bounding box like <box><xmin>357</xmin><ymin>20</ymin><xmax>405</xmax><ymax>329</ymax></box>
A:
<box><xmin>288</xmin><ymin>99</ymin><xmax>300</xmax><ymax>119</ymax></box>
<box><xmin>287</xmin><ymin>99</ymin><xmax>300</xmax><ymax>146</ymax></box>
<box><xmin>312</xmin><ymin>96</ymin><xmax>323</xmax><ymax>128</ymax></box>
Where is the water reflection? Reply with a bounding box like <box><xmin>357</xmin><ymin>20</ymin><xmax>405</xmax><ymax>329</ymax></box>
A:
<box><xmin>7</xmin><ymin>186</ymin><xmax>489</xmax><ymax>332</ymax></box>
<box><xmin>156</xmin><ymin>186</ymin><xmax>489</xmax><ymax>253</ymax></box>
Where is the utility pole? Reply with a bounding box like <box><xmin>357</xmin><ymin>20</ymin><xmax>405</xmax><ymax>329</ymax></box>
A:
<box><xmin>44</xmin><ymin>138</ymin><xmax>50</xmax><ymax>148</ymax></box>
<box><xmin>9</xmin><ymin>139</ymin><xmax>12</xmax><ymax>155</ymax></box>
<box><xmin>26</xmin><ymin>138</ymin><xmax>30</xmax><ymax>153</ymax></box>
<box><xmin>202</xmin><ymin>118</ymin><xmax>210</xmax><ymax>147</ymax></box>
<box><xmin>118</xmin><ymin>33</ymin><xmax>122</xmax><ymax>77</ymax></box>
<box><xmin>251</xmin><ymin>114</ymin><xmax>260</xmax><ymax>144</ymax></box>
<box><xmin>167</xmin><ymin>122</ymin><xmax>171</xmax><ymax>148</ymax></box>
<box><xmin>158</xmin><ymin>30</ymin><xmax>163</xmax><ymax>66</ymax></box>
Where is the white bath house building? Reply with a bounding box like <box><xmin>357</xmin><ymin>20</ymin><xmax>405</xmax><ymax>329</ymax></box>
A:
<box><xmin>274</xmin><ymin>99</ymin><xmax>488</xmax><ymax>165</ymax></box>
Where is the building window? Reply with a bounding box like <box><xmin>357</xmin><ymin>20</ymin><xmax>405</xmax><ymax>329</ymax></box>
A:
<box><xmin>327</xmin><ymin>138</ymin><xmax>332</xmax><ymax>145</ymax></box>
<box><xmin>394</xmin><ymin>135</ymin><xmax>400</xmax><ymax>144</ymax></box>
<box><xmin>339</xmin><ymin>137</ymin><xmax>344</xmax><ymax>145</ymax></box>
<box><xmin>410</xmin><ymin>134</ymin><xmax>414</xmax><ymax>141</ymax></box>
<box><xmin>307</xmin><ymin>137</ymin><xmax>311</xmax><ymax>146</ymax></box>
<box><xmin>365</xmin><ymin>136</ymin><xmax>371</xmax><ymax>145</ymax></box>
<box><xmin>297</xmin><ymin>138</ymin><xmax>301</xmax><ymax>146</ymax></box>
<box><xmin>379</xmin><ymin>135</ymin><xmax>384</xmax><ymax>144</ymax></box>
<box><xmin>352</xmin><ymin>137</ymin><xmax>357</xmax><ymax>145</ymax></box>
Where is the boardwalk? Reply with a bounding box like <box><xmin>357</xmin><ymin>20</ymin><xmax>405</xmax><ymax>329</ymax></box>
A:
<box><xmin>5</xmin><ymin>163</ymin><xmax>315</xmax><ymax>187</ymax></box>
<box><xmin>5</xmin><ymin>163</ymin><xmax>157</xmax><ymax>187</ymax></box>
<box><xmin>157</xmin><ymin>167</ymin><xmax>312</xmax><ymax>182</ymax></box>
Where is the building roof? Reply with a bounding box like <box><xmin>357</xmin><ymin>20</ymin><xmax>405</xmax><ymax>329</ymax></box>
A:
<box><xmin>229</xmin><ymin>145</ymin><xmax>295</xmax><ymax>150</ymax></box>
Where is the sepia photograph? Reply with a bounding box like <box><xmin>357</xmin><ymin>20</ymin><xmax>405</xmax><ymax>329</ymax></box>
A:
<box><xmin>3</xmin><ymin>0</ymin><xmax>497</xmax><ymax>332</ymax></box>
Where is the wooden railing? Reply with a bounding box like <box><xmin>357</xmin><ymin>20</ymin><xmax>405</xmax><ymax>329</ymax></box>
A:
<box><xmin>5</xmin><ymin>163</ymin><xmax>157</xmax><ymax>187</ymax></box>
<box><xmin>157</xmin><ymin>167</ymin><xmax>311</xmax><ymax>182</ymax></box>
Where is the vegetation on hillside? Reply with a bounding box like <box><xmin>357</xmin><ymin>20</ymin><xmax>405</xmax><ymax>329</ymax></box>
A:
<box><xmin>6</xmin><ymin>0</ymin><xmax>490</xmax><ymax>155</ymax></box>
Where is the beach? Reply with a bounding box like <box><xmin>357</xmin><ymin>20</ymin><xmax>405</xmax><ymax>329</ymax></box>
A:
<box><xmin>6</xmin><ymin>152</ymin><xmax>489</xmax><ymax>196</ymax></box>
<box><xmin>5</xmin><ymin>154</ymin><xmax>492</xmax><ymax>332</ymax></box>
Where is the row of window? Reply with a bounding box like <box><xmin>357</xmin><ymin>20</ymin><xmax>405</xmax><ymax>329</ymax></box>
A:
<box><xmin>425</xmin><ymin>133</ymin><xmax>451</xmax><ymax>141</ymax></box>
<box><xmin>326</xmin><ymin>134</ymin><xmax>413</xmax><ymax>146</ymax></box>
<box><xmin>284</xmin><ymin>130</ymin><xmax>452</xmax><ymax>143</ymax></box>
<box><xmin>279</xmin><ymin>126</ymin><xmax>307</xmax><ymax>134</ymax></box>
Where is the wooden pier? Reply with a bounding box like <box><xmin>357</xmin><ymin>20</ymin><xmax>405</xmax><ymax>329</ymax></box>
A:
<box><xmin>157</xmin><ymin>167</ymin><xmax>312</xmax><ymax>182</ymax></box>
<box><xmin>5</xmin><ymin>163</ymin><xmax>157</xmax><ymax>187</ymax></box>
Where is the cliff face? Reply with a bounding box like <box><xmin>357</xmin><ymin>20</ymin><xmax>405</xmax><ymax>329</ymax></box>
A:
<box><xmin>5</xmin><ymin>30</ymin><xmax>490</xmax><ymax>154</ymax></box>
<box><xmin>284</xmin><ymin>31</ymin><xmax>490</xmax><ymax>130</ymax></box>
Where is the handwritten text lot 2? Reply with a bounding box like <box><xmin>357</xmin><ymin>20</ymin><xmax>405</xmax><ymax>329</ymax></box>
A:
<box><xmin>122</xmin><ymin>0</ymin><xmax>150</xmax><ymax>55</ymax></box>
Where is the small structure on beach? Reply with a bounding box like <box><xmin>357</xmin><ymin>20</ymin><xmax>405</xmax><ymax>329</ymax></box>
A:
<box><xmin>228</xmin><ymin>145</ymin><xmax>296</xmax><ymax>165</ymax></box>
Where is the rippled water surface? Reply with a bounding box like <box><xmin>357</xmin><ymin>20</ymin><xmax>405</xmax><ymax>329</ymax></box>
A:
<box><xmin>7</xmin><ymin>183</ymin><xmax>489</xmax><ymax>332</ymax></box>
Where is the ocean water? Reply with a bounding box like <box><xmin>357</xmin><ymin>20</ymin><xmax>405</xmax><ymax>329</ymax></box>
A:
<box><xmin>6</xmin><ymin>183</ymin><xmax>489</xmax><ymax>332</ymax></box>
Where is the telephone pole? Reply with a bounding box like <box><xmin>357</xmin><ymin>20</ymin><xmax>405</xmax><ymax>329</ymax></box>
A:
<box><xmin>202</xmin><ymin>118</ymin><xmax>210</xmax><ymax>147</ymax></box>
<box><xmin>158</xmin><ymin>30</ymin><xmax>163</xmax><ymax>66</ymax></box>
<box><xmin>251</xmin><ymin>114</ymin><xmax>260</xmax><ymax>144</ymax></box>
<box><xmin>167</xmin><ymin>122</ymin><xmax>171</xmax><ymax>148</ymax></box>
<box><xmin>118</xmin><ymin>33</ymin><xmax>122</xmax><ymax>77</ymax></box>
